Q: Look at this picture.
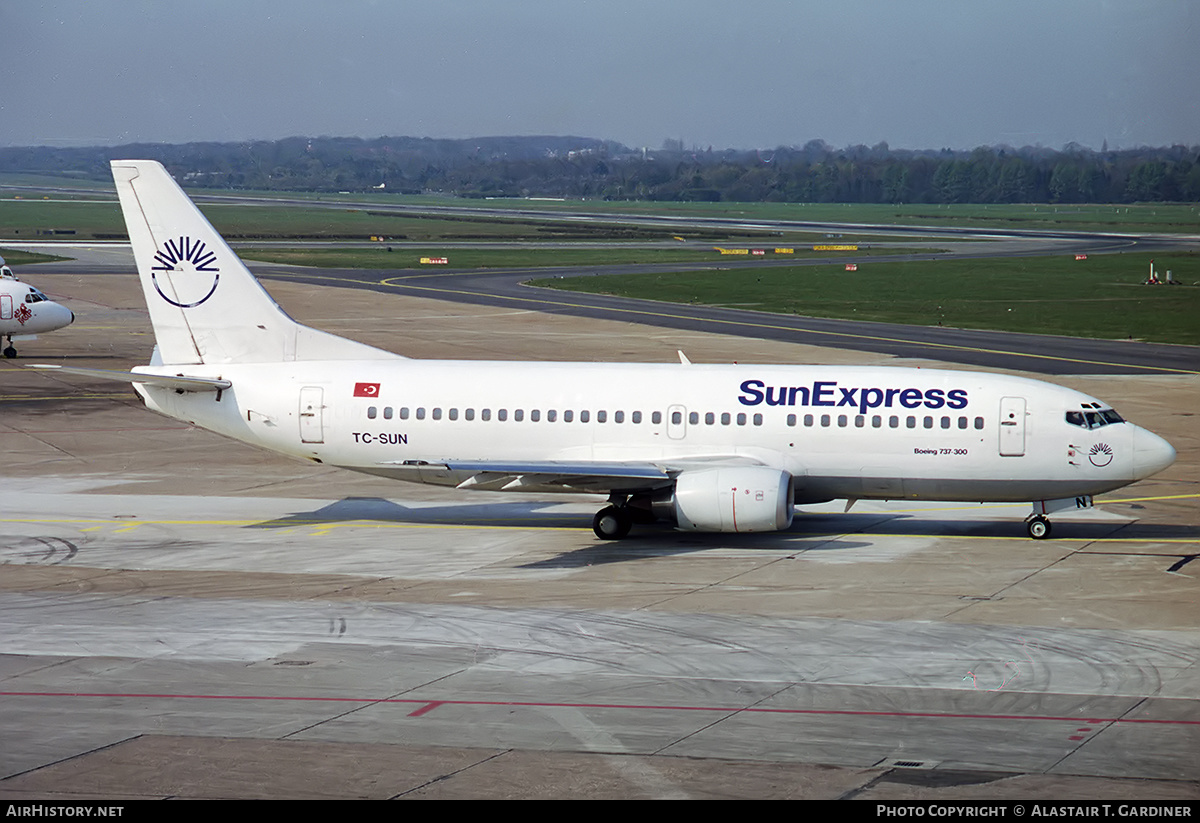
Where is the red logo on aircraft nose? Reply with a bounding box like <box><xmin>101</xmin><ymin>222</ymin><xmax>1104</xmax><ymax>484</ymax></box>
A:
<box><xmin>14</xmin><ymin>303</ymin><xmax>32</xmax><ymax>325</ymax></box>
<box><xmin>354</xmin><ymin>382</ymin><xmax>380</xmax><ymax>397</ymax></box>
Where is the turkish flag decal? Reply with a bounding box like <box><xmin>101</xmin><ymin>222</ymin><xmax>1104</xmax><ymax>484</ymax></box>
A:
<box><xmin>353</xmin><ymin>382</ymin><xmax>380</xmax><ymax>397</ymax></box>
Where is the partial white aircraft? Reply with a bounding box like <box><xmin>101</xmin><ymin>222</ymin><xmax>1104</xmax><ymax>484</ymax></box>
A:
<box><xmin>1</xmin><ymin>258</ymin><xmax>75</xmax><ymax>358</ymax></box>
<box><xmin>31</xmin><ymin>161</ymin><xmax>1176</xmax><ymax>539</ymax></box>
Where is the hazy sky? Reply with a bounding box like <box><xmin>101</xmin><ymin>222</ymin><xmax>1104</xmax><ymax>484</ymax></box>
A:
<box><xmin>4</xmin><ymin>1</ymin><xmax>1197</xmax><ymax>151</ymax></box>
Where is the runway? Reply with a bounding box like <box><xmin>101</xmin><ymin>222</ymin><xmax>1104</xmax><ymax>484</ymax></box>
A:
<box><xmin>1</xmin><ymin>262</ymin><xmax>1198</xmax><ymax>798</ymax></box>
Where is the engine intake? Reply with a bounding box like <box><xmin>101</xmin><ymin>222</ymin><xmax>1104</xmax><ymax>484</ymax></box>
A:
<box><xmin>671</xmin><ymin>467</ymin><xmax>794</xmax><ymax>533</ymax></box>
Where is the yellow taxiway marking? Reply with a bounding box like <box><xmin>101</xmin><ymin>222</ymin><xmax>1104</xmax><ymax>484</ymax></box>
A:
<box><xmin>848</xmin><ymin>492</ymin><xmax>1200</xmax><ymax>516</ymax></box>
<box><xmin>3</xmin><ymin>516</ymin><xmax>1196</xmax><ymax>544</ymax></box>
<box><xmin>1</xmin><ymin>394</ymin><xmax>135</xmax><ymax>401</ymax></box>
<box><xmin>1105</xmin><ymin>493</ymin><xmax>1200</xmax><ymax>503</ymax></box>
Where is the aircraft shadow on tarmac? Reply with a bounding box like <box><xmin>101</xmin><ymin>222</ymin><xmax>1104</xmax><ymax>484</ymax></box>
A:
<box><xmin>239</xmin><ymin>496</ymin><xmax>1200</xmax><ymax>570</ymax></box>
<box><xmin>246</xmin><ymin>496</ymin><xmax>580</xmax><ymax>531</ymax></box>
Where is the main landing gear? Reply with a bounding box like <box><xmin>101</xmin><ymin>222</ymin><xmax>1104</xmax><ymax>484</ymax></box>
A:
<box><xmin>592</xmin><ymin>494</ymin><xmax>659</xmax><ymax>540</ymax></box>
<box><xmin>592</xmin><ymin>505</ymin><xmax>633</xmax><ymax>540</ymax></box>
<box><xmin>1025</xmin><ymin>514</ymin><xmax>1052</xmax><ymax>540</ymax></box>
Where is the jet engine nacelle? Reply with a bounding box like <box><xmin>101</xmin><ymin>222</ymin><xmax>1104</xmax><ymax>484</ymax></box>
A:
<box><xmin>672</xmin><ymin>467</ymin><xmax>794</xmax><ymax>533</ymax></box>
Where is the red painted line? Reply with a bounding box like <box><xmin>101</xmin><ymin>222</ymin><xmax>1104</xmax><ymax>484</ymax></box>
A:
<box><xmin>2</xmin><ymin>691</ymin><xmax>1198</xmax><ymax>726</ymax></box>
<box><xmin>408</xmin><ymin>701</ymin><xmax>445</xmax><ymax>717</ymax></box>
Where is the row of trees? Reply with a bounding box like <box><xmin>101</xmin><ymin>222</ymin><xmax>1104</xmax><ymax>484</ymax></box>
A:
<box><xmin>2</xmin><ymin>137</ymin><xmax>1198</xmax><ymax>203</ymax></box>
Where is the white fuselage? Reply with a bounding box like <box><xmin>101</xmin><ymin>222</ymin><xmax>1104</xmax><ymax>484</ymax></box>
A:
<box><xmin>1</xmin><ymin>277</ymin><xmax>74</xmax><ymax>337</ymax></box>
<box><xmin>133</xmin><ymin>359</ymin><xmax>1174</xmax><ymax>505</ymax></box>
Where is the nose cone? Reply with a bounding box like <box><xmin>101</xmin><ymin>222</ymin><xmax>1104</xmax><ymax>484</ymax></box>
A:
<box><xmin>47</xmin><ymin>302</ymin><xmax>74</xmax><ymax>330</ymax></box>
<box><xmin>1132</xmin><ymin>426</ymin><xmax>1176</xmax><ymax>479</ymax></box>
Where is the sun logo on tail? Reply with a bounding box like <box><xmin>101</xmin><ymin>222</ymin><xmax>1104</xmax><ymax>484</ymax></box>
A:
<box><xmin>151</xmin><ymin>236</ymin><xmax>220</xmax><ymax>308</ymax></box>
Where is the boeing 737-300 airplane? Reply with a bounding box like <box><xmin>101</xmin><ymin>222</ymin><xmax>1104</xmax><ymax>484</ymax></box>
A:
<box><xmin>31</xmin><ymin>161</ymin><xmax>1176</xmax><ymax>539</ymax></box>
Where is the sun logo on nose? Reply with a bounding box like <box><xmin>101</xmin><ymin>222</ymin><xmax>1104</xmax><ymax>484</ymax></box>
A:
<box><xmin>1088</xmin><ymin>442</ymin><xmax>1114</xmax><ymax>467</ymax></box>
<box><xmin>150</xmin><ymin>236</ymin><xmax>220</xmax><ymax>308</ymax></box>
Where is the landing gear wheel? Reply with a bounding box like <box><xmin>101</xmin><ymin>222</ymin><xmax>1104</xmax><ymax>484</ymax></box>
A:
<box><xmin>592</xmin><ymin>505</ymin><xmax>632</xmax><ymax>540</ymax></box>
<box><xmin>2</xmin><ymin>345</ymin><xmax>16</xmax><ymax>359</ymax></box>
<box><xmin>1026</xmin><ymin>515</ymin><xmax>1051</xmax><ymax>540</ymax></box>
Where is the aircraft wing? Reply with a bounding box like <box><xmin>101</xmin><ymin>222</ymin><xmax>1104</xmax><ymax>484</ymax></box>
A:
<box><xmin>26</xmin><ymin>364</ymin><xmax>231</xmax><ymax>392</ymax></box>
<box><xmin>371</xmin><ymin>455</ymin><xmax>767</xmax><ymax>493</ymax></box>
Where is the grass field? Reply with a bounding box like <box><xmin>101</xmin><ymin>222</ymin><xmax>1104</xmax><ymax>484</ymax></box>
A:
<box><xmin>531</xmin><ymin>252</ymin><xmax>1200</xmax><ymax>345</ymax></box>
<box><xmin>0</xmin><ymin>199</ymin><xmax>789</xmax><ymax>242</ymax></box>
<box><xmin>3</xmin><ymin>182</ymin><xmax>1197</xmax><ymax>238</ymax></box>
<box><xmin>0</xmin><ymin>247</ymin><xmax>70</xmax><ymax>265</ymax></box>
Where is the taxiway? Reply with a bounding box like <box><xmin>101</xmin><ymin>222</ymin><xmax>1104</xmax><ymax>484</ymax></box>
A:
<box><xmin>0</xmin><ymin>267</ymin><xmax>1197</xmax><ymax>800</ymax></box>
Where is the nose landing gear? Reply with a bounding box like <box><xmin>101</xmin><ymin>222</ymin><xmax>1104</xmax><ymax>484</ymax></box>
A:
<box><xmin>1025</xmin><ymin>514</ymin><xmax>1052</xmax><ymax>540</ymax></box>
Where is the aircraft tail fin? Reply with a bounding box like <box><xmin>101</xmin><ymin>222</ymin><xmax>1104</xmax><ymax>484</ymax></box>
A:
<box><xmin>111</xmin><ymin>160</ymin><xmax>399</xmax><ymax>366</ymax></box>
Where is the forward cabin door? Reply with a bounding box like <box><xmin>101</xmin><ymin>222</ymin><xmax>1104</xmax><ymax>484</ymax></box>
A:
<box><xmin>299</xmin><ymin>386</ymin><xmax>325</xmax><ymax>444</ymax></box>
<box><xmin>0</xmin><ymin>294</ymin><xmax>11</xmax><ymax>320</ymax></box>
<box><xmin>998</xmin><ymin>396</ymin><xmax>1026</xmax><ymax>457</ymax></box>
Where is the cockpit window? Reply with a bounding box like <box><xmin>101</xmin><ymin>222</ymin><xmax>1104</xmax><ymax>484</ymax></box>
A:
<box><xmin>1066</xmin><ymin>408</ymin><xmax>1125</xmax><ymax>429</ymax></box>
<box><xmin>25</xmin><ymin>289</ymin><xmax>48</xmax><ymax>303</ymax></box>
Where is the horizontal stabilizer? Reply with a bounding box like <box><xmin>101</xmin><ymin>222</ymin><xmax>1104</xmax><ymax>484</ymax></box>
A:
<box><xmin>26</xmin><ymin>364</ymin><xmax>231</xmax><ymax>392</ymax></box>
